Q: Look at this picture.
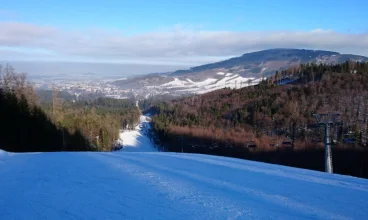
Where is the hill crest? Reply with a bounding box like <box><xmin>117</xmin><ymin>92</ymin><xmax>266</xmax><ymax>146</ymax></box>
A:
<box><xmin>113</xmin><ymin>48</ymin><xmax>368</xmax><ymax>98</ymax></box>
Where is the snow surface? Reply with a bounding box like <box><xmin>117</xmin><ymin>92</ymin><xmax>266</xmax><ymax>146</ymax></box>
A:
<box><xmin>117</xmin><ymin>114</ymin><xmax>157</xmax><ymax>152</ymax></box>
<box><xmin>188</xmin><ymin>78</ymin><xmax>218</xmax><ymax>87</ymax></box>
<box><xmin>156</xmin><ymin>73</ymin><xmax>261</xmax><ymax>95</ymax></box>
<box><xmin>0</xmin><ymin>150</ymin><xmax>368</xmax><ymax>219</ymax></box>
<box><xmin>160</xmin><ymin>78</ymin><xmax>187</xmax><ymax>88</ymax></box>
<box><xmin>225</xmin><ymin>73</ymin><xmax>233</xmax><ymax>77</ymax></box>
<box><xmin>0</xmin><ymin>149</ymin><xmax>6</xmax><ymax>156</ymax></box>
<box><xmin>194</xmin><ymin>74</ymin><xmax>259</xmax><ymax>94</ymax></box>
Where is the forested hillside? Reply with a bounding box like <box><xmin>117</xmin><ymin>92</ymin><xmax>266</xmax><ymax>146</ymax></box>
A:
<box><xmin>0</xmin><ymin>64</ymin><xmax>92</xmax><ymax>152</ymax></box>
<box><xmin>0</xmin><ymin>64</ymin><xmax>140</xmax><ymax>152</ymax></box>
<box><xmin>42</xmin><ymin>96</ymin><xmax>140</xmax><ymax>151</ymax></box>
<box><xmin>151</xmin><ymin>61</ymin><xmax>368</xmax><ymax>178</ymax></box>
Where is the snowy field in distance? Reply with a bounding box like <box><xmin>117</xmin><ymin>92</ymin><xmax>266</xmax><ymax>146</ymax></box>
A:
<box><xmin>150</xmin><ymin>72</ymin><xmax>262</xmax><ymax>95</ymax></box>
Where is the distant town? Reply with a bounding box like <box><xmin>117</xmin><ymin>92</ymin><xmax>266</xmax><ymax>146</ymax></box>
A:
<box><xmin>33</xmin><ymin>78</ymin><xmax>134</xmax><ymax>100</ymax></box>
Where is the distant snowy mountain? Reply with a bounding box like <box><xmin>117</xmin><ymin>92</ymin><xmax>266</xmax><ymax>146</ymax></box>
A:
<box><xmin>112</xmin><ymin>71</ymin><xmax>265</xmax><ymax>98</ymax></box>
<box><xmin>148</xmin><ymin>73</ymin><xmax>263</xmax><ymax>95</ymax></box>
<box><xmin>171</xmin><ymin>48</ymin><xmax>368</xmax><ymax>76</ymax></box>
<box><xmin>112</xmin><ymin>49</ymin><xmax>368</xmax><ymax>98</ymax></box>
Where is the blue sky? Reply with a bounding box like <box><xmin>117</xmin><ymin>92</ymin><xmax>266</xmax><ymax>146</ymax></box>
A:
<box><xmin>2</xmin><ymin>0</ymin><xmax>367</xmax><ymax>33</ymax></box>
<box><xmin>0</xmin><ymin>0</ymin><xmax>367</xmax><ymax>70</ymax></box>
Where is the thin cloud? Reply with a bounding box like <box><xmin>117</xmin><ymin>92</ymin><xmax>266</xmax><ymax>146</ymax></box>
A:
<box><xmin>0</xmin><ymin>22</ymin><xmax>367</xmax><ymax>65</ymax></box>
<box><xmin>0</xmin><ymin>10</ymin><xmax>18</xmax><ymax>20</ymax></box>
<box><xmin>1</xmin><ymin>22</ymin><xmax>57</xmax><ymax>48</ymax></box>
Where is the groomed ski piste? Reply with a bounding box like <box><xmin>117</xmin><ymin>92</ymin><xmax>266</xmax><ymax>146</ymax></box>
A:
<box><xmin>117</xmin><ymin>114</ymin><xmax>157</xmax><ymax>152</ymax></box>
<box><xmin>1</xmin><ymin>113</ymin><xmax>368</xmax><ymax>219</ymax></box>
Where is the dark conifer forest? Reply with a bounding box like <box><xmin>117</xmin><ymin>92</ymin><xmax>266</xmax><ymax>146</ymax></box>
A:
<box><xmin>150</xmin><ymin>61</ymin><xmax>368</xmax><ymax>178</ymax></box>
<box><xmin>0</xmin><ymin>64</ymin><xmax>140</xmax><ymax>152</ymax></box>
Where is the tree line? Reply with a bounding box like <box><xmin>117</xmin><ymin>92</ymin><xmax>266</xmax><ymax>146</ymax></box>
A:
<box><xmin>0</xmin><ymin>64</ymin><xmax>92</xmax><ymax>152</ymax></box>
<box><xmin>150</xmin><ymin>61</ymin><xmax>368</xmax><ymax>178</ymax></box>
<box><xmin>0</xmin><ymin>64</ymin><xmax>140</xmax><ymax>152</ymax></box>
<box><xmin>44</xmin><ymin>95</ymin><xmax>141</xmax><ymax>151</ymax></box>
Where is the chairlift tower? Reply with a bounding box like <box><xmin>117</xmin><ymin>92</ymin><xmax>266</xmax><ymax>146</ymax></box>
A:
<box><xmin>308</xmin><ymin>113</ymin><xmax>343</xmax><ymax>173</ymax></box>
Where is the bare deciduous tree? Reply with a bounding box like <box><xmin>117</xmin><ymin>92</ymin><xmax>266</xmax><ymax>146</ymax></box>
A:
<box><xmin>0</xmin><ymin>63</ymin><xmax>38</xmax><ymax>106</ymax></box>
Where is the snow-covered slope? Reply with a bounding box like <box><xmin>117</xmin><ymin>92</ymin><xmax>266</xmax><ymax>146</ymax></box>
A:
<box><xmin>113</xmin><ymin>49</ymin><xmax>368</xmax><ymax>98</ymax></box>
<box><xmin>0</xmin><ymin>149</ymin><xmax>368</xmax><ymax>219</ymax></box>
<box><xmin>110</xmin><ymin>72</ymin><xmax>264</xmax><ymax>99</ymax></box>
<box><xmin>0</xmin><ymin>149</ymin><xmax>7</xmax><ymax>156</ymax></box>
<box><xmin>117</xmin><ymin>114</ymin><xmax>157</xmax><ymax>152</ymax></box>
<box><xmin>145</xmin><ymin>73</ymin><xmax>262</xmax><ymax>96</ymax></box>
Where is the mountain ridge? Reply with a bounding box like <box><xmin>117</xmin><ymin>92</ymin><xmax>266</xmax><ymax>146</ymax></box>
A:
<box><xmin>112</xmin><ymin>48</ymin><xmax>368</xmax><ymax>98</ymax></box>
<box><xmin>171</xmin><ymin>48</ymin><xmax>366</xmax><ymax>76</ymax></box>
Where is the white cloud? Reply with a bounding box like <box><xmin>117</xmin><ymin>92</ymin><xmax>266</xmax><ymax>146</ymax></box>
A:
<box><xmin>0</xmin><ymin>22</ymin><xmax>367</xmax><ymax>65</ymax></box>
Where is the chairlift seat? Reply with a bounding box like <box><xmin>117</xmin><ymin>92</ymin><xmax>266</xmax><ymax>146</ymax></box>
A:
<box><xmin>248</xmin><ymin>144</ymin><xmax>257</xmax><ymax>148</ymax></box>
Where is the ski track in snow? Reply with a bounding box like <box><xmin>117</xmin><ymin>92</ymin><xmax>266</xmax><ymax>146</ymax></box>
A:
<box><xmin>118</xmin><ymin>114</ymin><xmax>157</xmax><ymax>152</ymax></box>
